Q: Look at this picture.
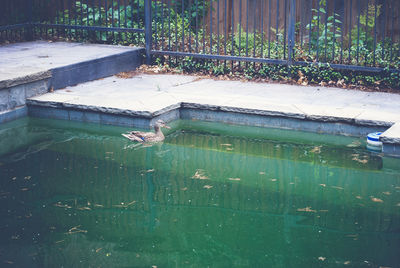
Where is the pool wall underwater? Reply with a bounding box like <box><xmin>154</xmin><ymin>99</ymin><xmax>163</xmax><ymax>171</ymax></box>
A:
<box><xmin>24</xmin><ymin>100</ymin><xmax>400</xmax><ymax>157</ymax></box>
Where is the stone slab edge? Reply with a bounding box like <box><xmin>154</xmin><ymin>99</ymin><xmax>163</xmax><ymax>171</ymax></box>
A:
<box><xmin>381</xmin><ymin>122</ymin><xmax>400</xmax><ymax>144</ymax></box>
<box><xmin>0</xmin><ymin>71</ymin><xmax>52</xmax><ymax>89</ymax></box>
<box><xmin>50</xmin><ymin>48</ymin><xmax>145</xmax><ymax>89</ymax></box>
<box><xmin>27</xmin><ymin>99</ymin><xmax>397</xmax><ymax>130</ymax></box>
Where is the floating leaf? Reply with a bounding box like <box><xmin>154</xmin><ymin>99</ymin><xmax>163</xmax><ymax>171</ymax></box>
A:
<box><xmin>203</xmin><ymin>185</ymin><xmax>213</xmax><ymax>189</ymax></box>
<box><xmin>297</xmin><ymin>207</ymin><xmax>317</xmax><ymax>212</ymax></box>
<box><xmin>192</xmin><ymin>169</ymin><xmax>209</xmax><ymax>180</ymax></box>
<box><xmin>228</xmin><ymin>178</ymin><xmax>241</xmax><ymax>181</ymax></box>
<box><xmin>371</xmin><ymin>197</ymin><xmax>383</xmax><ymax>203</ymax></box>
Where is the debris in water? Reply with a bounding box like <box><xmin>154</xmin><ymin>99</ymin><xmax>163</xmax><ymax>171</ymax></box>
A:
<box><xmin>355</xmin><ymin>196</ymin><xmax>362</xmax><ymax>199</ymax></box>
<box><xmin>297</xmin><ymin>207</ymin><xmax>317</xmax><ymax>213</ymax></box>
<box><xmin>77</xmin><ymin>207</ymin><xmax>91</xmax><ymax>211</ymax></box>
<box><xmin>318</xmin><ymin>257</ymin><xmax>326</xmax><ymax>261</ymax></box>
<box><xmin>146</xmin><ymin>169</ymin><xmax>155</xmax><ymax>173</ymax></box>
<box><xmin>11</xmin><ymin>177</ymin><xmax>17</xmax><ymax>181</ymax></box>
<box><xmin>24</xmin><ymin>176</ymin><xmax>31</xmax><ymax>180</ymax></box>
<box><xmin>344</xmin><ymin>261</ymin><xmax>351</xmax><ymax>265</ymax></box>
<box><xmin>181</xmin><ymin>187</ymin><xmax>188</xmax><ymax>191</ymax></box>
<box><xmin>96</xmin><ymin>248</ymin><xmax>102</xmax><ymax>253</ymax></box>
<box><xmin>370</xmin><ymin>197</ymin><xmax>383</xmax><ymax>203</ymax></box>
<box><xmin>192</xmin><ymin>169</ymin><xmax>209</xmax><ymax>180</ymax></box>
<box><xmin>203</xmin><ymin>185</ymin><xmax>213</xmax><ymax>189</ymax></box>
<box><xmin>382</xmin><ymin>192</ymin><xmax>391</xmax><ymax>195</ymax></box>
<box><xmin>220</xmin><ymin>144</ymin><xmax>232</xmax><ymax>146</ymax></box>
<box><xmin>310</xmin><ymin>146</ymin><xmax>321</xmax><ymax>154</ymax></box>
<box><xmin>113</xmin><ymin>201</ymin><xmax>136</xmax><ymax>208</ymax></box>
<box><xmin>270</xmin><ymin>179</ymin><xmax>277</xmax><ymax>182</ymax></box>
<box><xmin>331</xmin><ymin>186</ymin><xmax>344</xmax><ymax>190</ymax></box>
<box><xmin>66</xmin><ymin>225</ymin><xmax>87</xmax><ymax>234</ymax></box>
<box><xmin>259</xmin><ymin>172</ymin><xmax>266</xmax><ymax>175</ymax></box>
<box><xmin>319</xmin><ymin>184</ymin><xmax>326</xmax><ymax>187</ymax></box>
<box><xmin>346</xmin><ymin>141</ymin><xmax>361</xmax><ymax>147</ymax></box>
<box><xmin>228</xmin><ymin>178</ymin><xmax>241</xmax><ymax>181</ymax></box>
<box><xmin>20</xmin><ymin>188</ymin><xmax>29</xmax><ymax>191</ymax></box>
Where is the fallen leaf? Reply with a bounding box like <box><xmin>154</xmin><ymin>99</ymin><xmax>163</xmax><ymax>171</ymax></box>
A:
<box><xmin>228</xmin><ymin>178</ymin><xmax>241</xmax><ymax>181</ymax></box>
<box><xmin>192</xmin><ymin>169</ymin><xmax>209</xmax><ymax>180</ymax></box>
<box><xmin>203</xmin><ymin>185</ymin><xmax>213</xmax><ymax>189</ymax></box>
<box><xmin>220</xmin><ymin>144</ymin><xmax>232</xmax><ymax>146</ymax></box>
<box><xmin>331</xmin><ymin>186</ymin><xmax>344</xmax><ymax>190</ymax></box>
<box><xmin>24</xmin><ymin>176</ymin><xmax>31</xmax><ymax>180</ymax></box>
<box><xmin>20</xmin><ymin>188</ymin><xmax>29</xmax><ymax>191</ymax></box>
<box><xmin>371</xmin><ymin>197</ymin><xmax>383</xmax><ymax>203</ymax></box>
<box><xmin>96</xmin><ymin>248</ymin><xmax>103</xmax><ymax>253</ymax></box>
<box><xmin>181</xmin><ymin>187</ymin><xmax>188</xmax><ymax>191</ymax></box>
<box><xmin>355</xmin><ymin>196</ymin><xmax>362</xmax><ymax>199</ymax></box>
<box><xmin>270</xmin><ymin>179</ymin><xmax>277</xmax><ymax>182</ymax></box>
<box><xmin>297</xmin><ymin>207</ymin><xmax>317</xmax><ymax>212</ymax></box>
<box><xmin>319</xmin><ymin>184</ymin><xmax>326</xmax><ymax>187</ymax></box>
<box><xmin>226</xmin><ymin>148</ymin><xmax>234</xmax><ymax>151</ymax></box>
<box><xmin>310</xmin><ymin>146</ymin><xmax>321</xmax><ymax>154</ymax></box>
<box><xmin>259</xmin><ymin>172</ymin><xmax>266</xmax><ymax>175</ymax></box>
<box><xmin>344</xmin><ymin>261</ymin><xmax>351</xmax><ymax>265</ymax></box>
<box><xmin>146</xmin><ymin>169</ymin><xmax>155</xmax><ymax>173</ymax></box>
<box><xmin>318</xmin><ymin>256</ymin><xmax>326</xmax><ymax>261</ymax></box>
<box><xmin>11</xmin><ymin>177</ymin><xmax>17</xmax><ymax>181</ymax></box>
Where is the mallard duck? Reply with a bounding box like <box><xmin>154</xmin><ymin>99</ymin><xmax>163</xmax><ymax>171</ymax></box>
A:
<box><xmin>122</xmin><ymin>120</ymin><xmax>170</xmax><ymax>142</ymax></box>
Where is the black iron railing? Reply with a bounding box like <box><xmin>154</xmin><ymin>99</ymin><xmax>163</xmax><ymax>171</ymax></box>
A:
<box><xmin>1</xmin><ymin>0</ymin><xmax>399</xmax><ymax>72</ymax></box>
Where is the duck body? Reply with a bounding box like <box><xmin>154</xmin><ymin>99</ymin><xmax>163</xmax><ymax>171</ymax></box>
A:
<box><xmin>122</xmin><ymin>120</ymin><xmax>170</xmax><ymax>143</ymax></box>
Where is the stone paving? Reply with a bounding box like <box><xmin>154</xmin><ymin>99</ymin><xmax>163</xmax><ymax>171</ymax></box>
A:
<box><xmin>28</xmin><ymin>73</ymin><xmax>400</xmax><ymax>145</ymax></box>
<box><xmin>0</xmin><ymin>41</ymin><xmax>138</xmax><ymax>83</ymax></box>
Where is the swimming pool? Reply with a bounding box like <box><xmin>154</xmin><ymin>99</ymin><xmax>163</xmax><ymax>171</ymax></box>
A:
<box><xmin>0</xmin><ymin>118</ymin><xmax>399</xmax><ymax>267</ymax></box>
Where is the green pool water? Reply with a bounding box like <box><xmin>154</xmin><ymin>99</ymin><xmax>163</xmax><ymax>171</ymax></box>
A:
<box><xmin>0</xmin><ymin>118</ymin><xmax>399</xmax><ymax>267</ymax></box>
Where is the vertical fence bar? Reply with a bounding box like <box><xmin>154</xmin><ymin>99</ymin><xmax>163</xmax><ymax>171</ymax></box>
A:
<box><xmin>332</xmin><ymin>0</ymin><xmax>336</xmax><ymax>62</ymax></box>
<box><xmin>161</xmin><ymin>0</ymin><xmax>165</xmax><ymax>50</ymax></box>
<box><xmin>202</xmin><ymin>0</ymin><xmax>205</xmax><ymax>54</ymax></box>
<box><xmin>168</xmin><ymin>0</ymin><xmax>171</xmax><ymax>51</ymax></box>
<box><xmin>223</xmin><ymin>0</ymin><xmax>227</xmax><ymax>68</ymax></box>
<box><xmin>188</xmin><ymin>0</ymin><xmax>192</xmax><ymax>52</ymax></box>
<box><xmin>26</xmin><ymin>0</ymin><xmax>33</xmax><ymax>40</ymax></box>
<box><xmin>356</xmin><ymin>0</ymin><xmax>360</xmax><ymax>63</ymax></box>
<box><xmin>308</xmin><ymin>1</ymin><xmax>312</xmax><ymax>56</ymax></box>
<box><xmin>316</xmin><ymin>0</ymin><xmax>320</xmax><ymax>62</ymax></box>
<box><xmin>364</xmin><ymin>0</ymin><xmax>369</xmax><ymax>66</ymax></box>
<box><xmin>373</xmin><ymin>0</ymin><xmax>377</xmax><ymax>66</ymax></box>
<box><xmin>239</xmin><ymin>0</ymin><xmax>242</xmax><ymax>58</ymax></box>
<box><xmin>268</xmin><ymin>0</ymin><xmax>271</xmax><ymax>58</ymax></box>
<box><xmin>231</xmin><ymin>0</ymin><xmax>235</xmax><ymax>70</ymax></box>
<box><xmin>389</xmin><ymin>1</ymin><xmax>394</xmax><ymax>62</ymax></box>
<box><xmin>144</xmin><ymin>0</ymin><xmax>152</xmax><ymax>64</ymax></box>
<box><xmin>181</xmin><ymin>0</ymin><xmax>184</xmax><ymax>52</ymax></box>
<box><xmin>195</xmin><ymin>0</ymin><xmax>199</xmax><ymax>53</ymax></box>
<box><xmin>245</xmin><ymin>0</ymin><xmax>249</xmax><ymax>67</ymax></box>
<box><xmin>260</xmin><ymin>0</ymin><xmax>264</xmax><ymax>59</ymax></box>
<box><xmin>217</xmin><ymin>0</ymin><xmax>220</xmax><ymax>56</ymax></box>
<box><xmin>324</xmin><ymin>0</ymin><xmax>328</xmax><ymax>61</ymax></box>
<box><xmin>348</xmin><ymin>0</ymin><xmax>352</xmax><ymax>64</ymax></box>
<box><xmin>276</xmin><ymin>0</ymin><xmax>279</xmax><ymax>58</ymax></box>
<box><xmin>381</xmin><ymin>0</ymin><xmax>386</xmax><ymax>61</ymax></box>
<box><xmin>287</xmin><ymin>0</ymin><xmax>295</xmax><ymax>65</ymax></box>
<box><xmin>210</xmin><ymin>0</ymin><xmax>213</xmax><ymax>54</ymax></box>
<box><xmin>283</xmin><ymin>0</ymin><xmax>287</xmax><ymax>59</ymax></box>
<box><xmin>154</xmin><ymin>0</ymin><xmax>159</xmax><ymax>50</ymax></box>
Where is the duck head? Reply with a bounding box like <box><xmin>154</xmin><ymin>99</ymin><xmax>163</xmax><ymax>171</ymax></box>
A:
<box><xmin>154</xmin><ymin>120</ymin><xmax>171</xmax><ymax>131</ymax></box>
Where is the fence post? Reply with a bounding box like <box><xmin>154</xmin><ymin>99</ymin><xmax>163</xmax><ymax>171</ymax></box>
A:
<box><xmin>144</xmin><ymin>0</ymin><xmax>152</xmax><ymax>65</ymax></box>
<box><xmin>26</xmin><ymin>0</ymin><xmax>33</xmax><ymax>41</ymax></box>
<box><xmin>287</xmin><ymin>0</ymin><xmax>296</xmax><ymax>65</ymax></box>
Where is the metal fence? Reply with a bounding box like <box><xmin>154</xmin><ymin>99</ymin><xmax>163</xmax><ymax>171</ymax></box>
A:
<box><xmin>1</xmin><ymin>0</ymin><xmax>399</xmax><ymax>72</ymax></box>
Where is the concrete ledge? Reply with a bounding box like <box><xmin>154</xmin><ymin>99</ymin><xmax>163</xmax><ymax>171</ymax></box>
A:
<box><xmin>51</xmin><ymin>48</ymin><xmax>144</xmax><ymax>89</ymax></box>
<box><xmin>0</xmin><ymin>106</ymin><xmax>28</xmax><ymax>124</ymax></box>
